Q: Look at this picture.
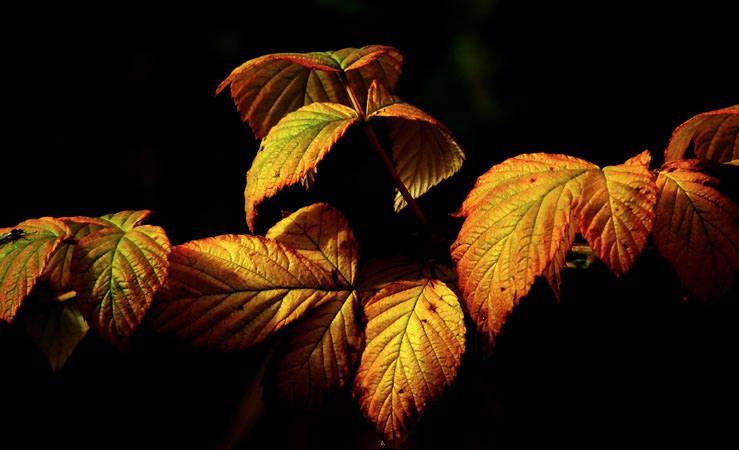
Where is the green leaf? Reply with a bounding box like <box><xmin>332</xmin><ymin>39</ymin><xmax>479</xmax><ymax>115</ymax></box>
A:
<box><xmin>23</xmin><ymin>302</ymin><xmax>89</xmax><ymax>372</ymax></box>
<box><xmin>0</xmin><ymin>217</ymin><xmax>70</xmax><ymax>322</ymax></box>
<box><xmin>71</xmin><ymin>210</ymin><xmax>171</xmax><ymax>345</ymax></box>
<box><xmin>245</xmin><ymin>102</ymin><xmax>360</xmax><ymax>230</ymax></box>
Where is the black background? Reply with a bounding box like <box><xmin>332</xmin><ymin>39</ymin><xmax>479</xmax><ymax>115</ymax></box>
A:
<box><xmin>1</xmin><ymin>1</ymin><xmax>738</xmax><ymax>449</ymax></box>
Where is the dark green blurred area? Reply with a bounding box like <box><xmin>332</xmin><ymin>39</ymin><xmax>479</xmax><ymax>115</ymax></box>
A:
<box><xmin>2</xmin><ymin>1</ymin><xmax>738</xmax><ymax>449</ymax></box>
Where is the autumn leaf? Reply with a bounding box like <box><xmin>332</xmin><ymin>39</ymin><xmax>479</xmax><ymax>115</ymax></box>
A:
<box><xmin>664</xmin><ymin>105</ymin><xmax>739</xmax><ymax>163</ymax></box>
<box><xmin>71</xmin><ymin>210</ymin><xmax>170</xmax><ymax>344</ymax></box>
<box><xmin>576</xmin><ymin>151</ymin><xmax>657</xmax><ymax>275</ymax></box>
<box><xmin>23</xmin><ymin>302</ymin><xmax>89</xmax><ymax>371</ymax></box>
<box><xmin>354</xmin><ymin>279</ymin><xmax>465</xmax><ymax>443</ymax></box>
<box><xmin>366</xmin><ymin>81</ymin><xmax>464</xmax><ymax>211</ymax></box>
<box><xmin>358</xmin><ymin>255</ymin><xmax>457</xmax><ymax>302</ymax></box>
<box><xmin>266</xmin><ymin>203</ymin><xmax>362</xmax><ymax>406</ymax></box>
<box><xmin>245</xmin><ymin>102</ymin><xmax>360</xmax><ymax>230</ymax></box>
<box><xmin>266</xmin><ymin>202</ymin><xmax>358</xmax><ymax>286</ymax></box>
<box><xmin>217</xmin><ymin>45</ymin><xmax>402</xmax><ymax>138</ymax></box>
<box><xmin>43</xmin><ymin>217</ymin><xmax>112</xmax><ymax>293</ymax></box>
<box><xmin>451</xmin><ymin>154</ymin><xmax>597</xmax><ymax>346</ymax></box>
<box><xmin>152</xmin><ymin>234</ymin><xmax>350</xmax><ymax>351</ymax></box>
<box><xmin>0</xmin><ymin>217</ymin><xmax>70</xmax><ymax>322</ymax></box>
<box><xmin>653</xmin><ymin>160</ymin><xmax>739</xmax><ymax>300</ymax></box>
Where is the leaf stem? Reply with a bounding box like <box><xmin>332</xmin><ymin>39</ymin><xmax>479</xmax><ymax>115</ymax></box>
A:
<box><xmin>339</xmin><ymin>74</ymin><xmax>429</xmax><ymax>226</ymax></box>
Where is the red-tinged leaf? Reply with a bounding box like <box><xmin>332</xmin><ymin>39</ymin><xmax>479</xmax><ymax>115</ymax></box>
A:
<box><xmin>152</xmin><ymin>235</ymin><xmax>350</xmax><ymax>351</ymax></box>
<box><xmin>576</xmin><ymin>151</ymin><xmax>657</xmax><ymax>275</ymax></box>
<box><xmin>217</xmin><ymin>46</ymin><xmax>402</xmax><ymax>138</ymax></box>
<box><xmin>653</xmin><ymin>160</ymin><xmax>739</xmax><ymax>300</ymax></box>
<box><xmin>451</xmin><ymin>154</ymin><xmax>597</xmax><ymax>347</ymax></box>
<box><xmin>23</xmin><ymin>301</ymin><xmax>88</xmax><ymax>371</ymax></box>
<box><xmin>0</xmin><ymin>217</ymin><xmax>70</xmax><ymax>322</ymax></box>
<box><xmin>72</xmin><ymin>210</ymin><xmax>171</xmax><ymax>344</ymax></box>
<box><xmin>266</xmin><ymin>203</ymin><xmax>362</xmax><ymax>405</ymax></box>
<box><xmin>354</xmin><ymin>279</ymin><xmax>465</xmax><ymax>443</ymax></box>
<box><xmin>266</xmin><ymin>203</ymin><xmax>358</xmax><ymax>287</ymax></box>
<box><xmin>44</xmin><ymin>217</ymin><xmax>112</xmax><ymax>293</ymax></box>
<box><xmin>245</xmin><ymin>102</ymin><xmax>360</xmax><ymax>230</ymax></box>
<box><xmin>664</xmin><ymin>105</ymin><xmax>739</xmax><ymax>163</ymax></box>
<box><xmin>366</xmin><ymin>81</ymin><xmax>464</xmax><ymax>211</ymax></box>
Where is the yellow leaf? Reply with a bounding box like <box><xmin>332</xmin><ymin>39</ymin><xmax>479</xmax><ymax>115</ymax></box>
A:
<box><xmin>266</xmin><ymin>203</ymin><xmax>362</xmax><ymax>406</ymax></box>
<box><xmin>217</xmin><ymin>46</ymin><xmax>402</xmax><ymax>138</ymax></box>
<box><xmin>664</xmin><ymin>105</ymin><xmax>739</xmax><ymax>163</ymax></box>
<box><xmin>451</xmin><ymin>154</ymin><xmax>596</xmax><ymax>346</ymax></box>
<box><xmin>653</xmin><ymin>160</ymin><xmax>739</xmax><ymax>300</ymax></box>
<box><xmin>576</xmin><ymin>150</ymin><xmax>657</xmax><ymax>275</ymax></box>
<box><xmin>366</xmin><ymin>81</ymin><xmax>464</xmax><ymax>211</ymax></box>
<box><xmin>0</xmin><ymin>217</ymin><xmax>70</xmax><ymax>322</ymax></box>
<box><xmin>72</xmin><ymin>210</ymin><xmax>171</xmax><ymax>344</ymax></box>
<box><xmin>354</xmin><ymin>279</ymin><xmax>465</xmax><ymax>443</ymax></box>
<box><xmin>266</xmin><ymin>202</ymin><xmax>358</xmax><ymax>287</ymax></box>
<box><xmin>245</xmin><ymin>102</ymin><xmax>360</xmax><ymax>230</ymax></box>
<box><xmin>152</xmin><ymin>234</ymin><xmax>350</xmax><ymax>351</ymax></box>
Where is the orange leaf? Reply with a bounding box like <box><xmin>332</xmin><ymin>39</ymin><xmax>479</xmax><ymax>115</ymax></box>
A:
<box><xmin>152</xmin><ymin>234</ymin><xmax>350</xmax><ymax>351</ymax></box>
<box><xmin>244</xmin><ymin>102</ymin><xmax>360</xmax><ymax>230</ymax></box>
<box><xmin>358</xmin><ymin>255</ymin><xmax>457</xmax><ymax>302</ymax></box>
<box><xmin>72</xmin><ymin>210</ymin><xmax>170</xmax><ymax>344</ymax></box>
<box><xmin>366</xmin><ymin>81</ymin><xmax>464</xmax><ymax>211</ymax></box>
<box><xmin>43</xmin><ymin>217</ymin><xmax>112</xmax><ymax>293</ymax></box>
<box><xmin>266</xmin><ymin>204</ymin><xmax>362</xmax><ymax>406</ymax></box>
<box><xmin>266</xmin><ymin>203</ymin><xmax>358</xmax><ymax>286</ymax></box>
<box><xmin>664</xmin><ymin>105</ymin><xmax>739</xmax><ymax>163</ymax></box>
<box><xmin>0</xmin><ymin>217</ymin><xmax>70</xmax><ymax>322</ymax></box>
<box><xmin>451</xmin><ymin>154</ymin><xmax>596</xmax><ymax>346</ymax></box>
<box><xmin>576</xmin><ymin>151</ymin><xmax>657</xmax><ymax>275</ymax></box>
<box><xmin>217</xmin><ymin>46</ymin><xmax>402</xmax><ymax>138</ymax></box>
<box><xmin>653</xmin><ymin>160</ymin><xmax>739</xmax><ymax>300</ymax></box>
<box><xmin>354</xmin><ymin>279</ymin><xmax>465</xmax><ymax>443</ymax></box>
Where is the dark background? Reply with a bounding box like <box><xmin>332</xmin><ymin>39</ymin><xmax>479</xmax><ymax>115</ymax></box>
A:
<box><xmin>1</xmin><ymin>1</ymin><xmax>737</xmax><ymax>448</ymax></box>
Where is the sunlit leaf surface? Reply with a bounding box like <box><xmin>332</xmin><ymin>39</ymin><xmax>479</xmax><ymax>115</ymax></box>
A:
<box><xmin>72</xmin><ymin>210</ymin><xmax>170</xmax><ymax>344</ymax></box>
<box><xmin>245</xmin><ymin>102</ymin><xmax>359</xmax><ymax>230</ymax></box>
<box><xmin>0</xmin><ymin>217</ymin><xmax>70</xmax><ymax>322</ymax></box>
<box><xmin>354</xmin><ymin>279</ymin><xmax>465</xmax><ymax>443</ymax></box>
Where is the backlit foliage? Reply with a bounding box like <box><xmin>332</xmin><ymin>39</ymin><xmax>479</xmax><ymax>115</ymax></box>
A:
<box><xmin>1</xmin><ymin>45</ymin><xmax>738</xmax><ymax>445</ymax></box>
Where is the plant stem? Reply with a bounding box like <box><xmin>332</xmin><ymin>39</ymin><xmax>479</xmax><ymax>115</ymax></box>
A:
<box><xmin>338</xmin><ymin>73</ymin><xmax>429</xmax><ymax>226</ymax></box>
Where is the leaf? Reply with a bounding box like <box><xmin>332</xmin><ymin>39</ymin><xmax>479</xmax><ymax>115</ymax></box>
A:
<box><xmin>664</xmin><ymin>105</ymin><xmax>739</xmax><ymax>163</ymax></box>
<box><xmin>357</xmin><ymin>255</ymin><xmax>457</xmax><ymax>302</ymax></box>
<box><xmin>217</xmin><ymin>45</ymin><xmax>402</xmax><ymax>138</ymax></box>
<box><xmin>0</xmin><ymin>217</ymin><xmax>70</xmax><ymax>322</ymax></box>
<box><xmin>152</xmin><ymin>234</ymin><xmax>350</xmax><ymax>351</ymax></box>
<box><xmin>366</xmin><ymin>81</ymin><xmax>464</xmax><ymax>211</ymax></box>
<box><xmin>71</xmin><ymin>210</ymin><xmax>171</xmax><ymax>344</ymax></box>
<box><xmin>451</xmin><ymin>154</ymin><xmax>596</xmax><ymax>346</ymax></box>
<box><xmin>653</xmin><ymin>160</ymin><xmax>739</xmax><ymax>300</ymax></box>
<box><xmin>245</xmin><ymin>102</ymin><xmax>360</xmax><ymax>230</ymax></box>
<box><xmin>266</xmin><ymin>203</ymin><xmax>362</xmax><ymax>406</ymax></box>
<box><xmin>266</xmin><ymin>202</ymin><xmax>358</xmax><ymax>287</ymax></box>
<box><xmin>354</xmin><ymin>279</ymin><xmax>465</xmax><ymax>443</ymax></box>
<box><xmin>273</xmin><ymin>291</ymin><xmax>361</xmax><ymax>406</ymax></box>
<box><xmin>43</xmin><ymin>217</ymin><xmax>112</xmax><ymax>293</ymax></box>
<box><xmin>23</xmin><ymin>302</ymin><xmax>89</xmax><ymax>371</ymax></box>
<box><xmin>576</xmin><ymin>151</ymin><xmax>657</xmax><ymax>275</ymax></box>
